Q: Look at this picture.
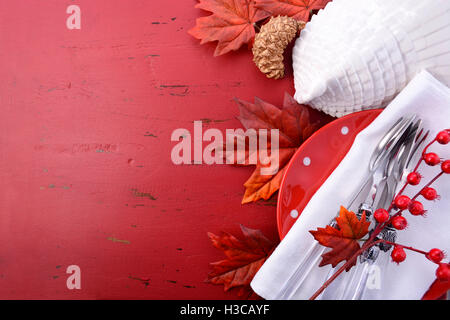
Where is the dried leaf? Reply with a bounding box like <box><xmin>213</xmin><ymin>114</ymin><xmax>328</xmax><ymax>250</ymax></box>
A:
<box><xmin>255</xmin><ymin>0</ymin><xmax>332</xmax><ymax>21</ymax></box>
<box><xmin>241</xmin><ymin>148</ymin><xmax>295</xmax><ymax>203</ymax></box>
<box><xmin>226</xmin><ymin>93</ymin><xmax>333</xmax><ymax>203</ymax></box>
<box><xmin>207</xmin><ymin>225</ymin><xmax>275</xmax><ymax>295</ymax></box>
<box><xmin>310</xmin><ymin>206</ymin><xmax>370</xmax><ymax>271</ymax></box>
<box><xmin>189</xmin><ymin>0</ymin><xmax>271</xmax><ymax>56</ymax></box>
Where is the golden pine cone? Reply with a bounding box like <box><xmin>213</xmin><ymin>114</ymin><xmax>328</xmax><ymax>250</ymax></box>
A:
<box><xmin>253</xmin><ymin>16</ymin><xmax>305</xmax><ymax>79</ymax></box>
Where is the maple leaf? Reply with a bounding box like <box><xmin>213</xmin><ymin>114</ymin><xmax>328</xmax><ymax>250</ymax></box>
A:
<box><xmin>422</xmin><ymin>269</ymin><xmax>450</xmax><ymax>300</ymax></box>
<box><xmin>255</xmin><ymin>0</ymin><xmax>332</xmax><ymax>21</ymax></box>
<box><xmin>189</xmin><ymin>0</ymin><xmax>271</xmax><ymax>56</ymax></box>
<box><xmin>226</xmin><ymin>93</ymin><xmax>333</xmax><ymax>203</ymax></box>
<box><xmin>207</xmin><ymin>225</ymin><xmax>275</xmax><ymax>296</ymax></box>
<box><xmin>310</xmin><ymin>206</ymin><xmax>370</xmax><ymax>271</ymax></box>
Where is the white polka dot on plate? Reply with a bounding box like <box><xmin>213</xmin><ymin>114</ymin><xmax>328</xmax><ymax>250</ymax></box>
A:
<box><xmin>290</xmin><ymin>209</ymin><xmax>299</xmax><ymax>219</ymax></box>
<box><xmin>341</xmin><ymin>126</ymin><xmax>349</xmax><ymax>135</ymax></box>
<box><xmin>303</xmin><ymin>157</ymin><xmax>311</xmax><ymax>166</ymax></box>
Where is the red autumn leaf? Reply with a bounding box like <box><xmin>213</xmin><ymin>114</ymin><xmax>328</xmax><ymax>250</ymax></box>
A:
<box><xmin>189</xmin><ymin>0</ymin><xmax>271</xmax><ymax>56</ymax></box>
<box><xmin>310</xmin><ymin>206</ymin><xmax>370</xmax><ymax>271</ymax></box>
<box><xmin>226</xmin><ymin>93</ymin><xmax>333</xmax><ymax>203</ymax></box>
<box><xmin>241</xmin><ymin>149</ymin><xmax>296</xmax><ymax>204</ymax></box>
<box><xmin>255</xmin><ymin>0</ymin><xmax>332</xmax><ymax>21</ymax></box>
<box><xmin>207</xmin><ymin>225</ymin><xmax>276</xmax><ymax>296</ymax></box>
<box><xmin>422</xmin><ymin>270</ymin><xmax>450</xmax><ymax>300</ymax></box>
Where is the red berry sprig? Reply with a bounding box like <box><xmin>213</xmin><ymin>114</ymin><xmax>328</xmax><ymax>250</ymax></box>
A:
<box><xmin>391</xmin><ymin>245</ymin><xmax>407</xmax><ymax>264</ymax></box>
<box><xmin>424</xmin><ymin>152</ymin><xmax>440</xmax><ymax>166</ymax></box>
<box><xmin>394</xmin><ymin>195</ymin><xmax>411</xmax><ymax>210</ymax></box>
<box><xmin>436</xmin><ymin>263</ymin><xmax>450</xmax><ymax>282</ymax></box>
<box><xmin>407</xmin><ymin>172</ymin><xmax>422</xmax><ymax>185</ymax></box>
<box><xmin>436</xmin><ymin>130</ymin><xmax>450</xmax><ymax>145</ymax></box>
<box><xmin>426</xmin><ymin>248</ymin><xmax>445</xmax><ymax>264</ymax></box>
<box><xmin>359</xmin><ymin>130</ymin><xmax>449</xmax><ymax>283</ymax></box>
<box><xmin>421</xmin><ymin>187</ymin><xmax>439</xmax><ymax>201</ymax></box>
<box><xmin>353</xmin><ymin>129</ymin><xmax>449</xmax><ymax>296</ymax></box>
<box><xmin>392</xmin><ymin>215</ymin><xmax>408</xmax><ymax>230</ymax></box>
<box><xmin>374</xmin><ymin>208</ymin><xmax>389</xmax><ymax>223</ymax></box>
<box><xmin>409</xmin><ymin>201</ymin><xmax>426</xmax><ymax>216</ymax></box>
<box><xmin>441</xmin><ymin>160</ymin><xmax>450</xmax><ymax>174</ymax></box>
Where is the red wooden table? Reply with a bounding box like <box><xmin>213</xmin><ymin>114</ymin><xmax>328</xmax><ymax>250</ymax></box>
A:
<box><xmin>0</xmin><ymin>0</ymin><xmax>296</xmax><ymax>299</ymax></box>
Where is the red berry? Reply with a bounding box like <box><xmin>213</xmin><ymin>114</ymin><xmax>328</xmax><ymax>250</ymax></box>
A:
<box><xmin>374</xmin><ymin>208</ymin><xmax>389</xmax><ymax>223</ymax></box>
<box><xmin>421</xmin><ymin>187</ymin><xmax>438</xmax><ymax>201</ymax></box>
<box><xmin>424</xmin><ymin>153</ymin><xmax>440</xmax><ymax>166</ymax></box>
<box><xmin>408</xmin><ymin>201</ymin><xmax>425</xmax><ymax>216</ymax></box>
<box><xmin>427</xmin><ymin>248</ymin><xmax>445</xmax><ymax>264</ymax></box>
<box><xmin>392</xmin><ymin>215</ymin><xmax>408</xmax><ymax>230</ymax></box>
<box><xmin>407</xmin><ymin>172</ymin><xmax>421</xmax><ymax>185</ymax></box>
<box><xmin>391</xmin><ymin>246</ymin><xmax>406</xmax><ymax>264</ymax></box>
<box><xmin>394</xmin><ymin>195</ymin><xmax>411</xmax><ymax>210</ymax></box>
<box><xmin>442</xmin><ymin>160</ymin><xmax>450</xmax><ymax>174</ymax></box>
<box><xmin>436</xmin><ymin>130</ymin><xmax>450</xmax><ymax>145</ymax></box>
<box><xmin>436</xmin><ymin>263</ymin><xmax>450</xmax><ymax>282</ymax></box>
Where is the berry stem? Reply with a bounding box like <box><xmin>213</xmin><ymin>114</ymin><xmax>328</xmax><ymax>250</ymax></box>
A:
<box><xmin>380</xmin><ymin>240</ymin><xmax>428</xmax><ymax>255</ymax></box>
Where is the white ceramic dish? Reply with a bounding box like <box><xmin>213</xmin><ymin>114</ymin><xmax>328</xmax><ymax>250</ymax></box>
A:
<box><xmin>293</xmin><ymin>0</ymin><xmax>450</xmax><ymax>117</ymax></box>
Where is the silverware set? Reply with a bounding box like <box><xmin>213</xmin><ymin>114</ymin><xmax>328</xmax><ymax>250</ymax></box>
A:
<box><xmin>274</xmin><ymin>115</ymin><xmax>429</xmax><ymax>300</ymax></box>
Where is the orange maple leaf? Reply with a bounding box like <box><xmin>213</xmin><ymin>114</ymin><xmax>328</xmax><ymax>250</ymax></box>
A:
<box><xmin>207</xmin><ymin>225</ymin><xmax>275</xmax><ymax>296</ymax></box>
<box><xmin>189</xmin><ymin>0</ymin><xmax>271</xmax><ymax>56</ymax></box>
<box><xmin>255</xmin><ymin>0</ymin><xmax>332</xmax><ymax>21</ymax></box>
<box><xmin>310</xmin><ymin>206</ymin><xmax>370</xmax><ymax>271</ymax></box>
<box><xmin>227</xmin><ymin>93</ymin><xmax>333</xmax><ymax>204</ymax></box>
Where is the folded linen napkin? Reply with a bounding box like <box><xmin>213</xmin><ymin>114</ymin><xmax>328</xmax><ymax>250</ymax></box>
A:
<box><xmin>251</xmin><ymin>71</ymin><xmax>450</xmax><ymax>300</ymax></box>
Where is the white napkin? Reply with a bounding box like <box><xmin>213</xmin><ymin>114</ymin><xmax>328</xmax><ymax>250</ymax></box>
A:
<box><xmin>251</xmin><ymin>71</ymin><xmax>450</xmax><ymax>300</ymax></box>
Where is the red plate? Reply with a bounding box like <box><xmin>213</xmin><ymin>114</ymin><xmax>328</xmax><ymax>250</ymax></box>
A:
<box><xmin>277</xmin><ymin>109</ymin><xmax>382</xmax><ymax>239</ymax></box>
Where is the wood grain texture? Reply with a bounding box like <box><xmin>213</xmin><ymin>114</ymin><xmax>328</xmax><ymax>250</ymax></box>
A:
<box><xmin>0</xmin><ymin>0</ymin><xmax>296</xmax><ymax>299</ymax></box>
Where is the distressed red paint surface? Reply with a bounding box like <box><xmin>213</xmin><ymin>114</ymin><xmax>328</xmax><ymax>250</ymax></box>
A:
<box><xmin>0</xmin><ymin>1</ymin><xmax>294</xmax><ymax>299</ymax></box>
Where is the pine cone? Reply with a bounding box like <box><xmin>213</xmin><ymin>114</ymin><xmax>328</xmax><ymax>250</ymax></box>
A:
<box><xmin>253</xmin><ymin>16</ymin><xmax>305</xmax><ymax>79</ymax></box>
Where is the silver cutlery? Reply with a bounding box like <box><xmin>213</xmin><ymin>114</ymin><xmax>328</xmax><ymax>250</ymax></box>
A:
<box><xmin>331</xmin><ymin>120</ymin><xmax>429</xmax><ymax>300</ymax></box>
<box><xmin>273</xmin><ymin>115</ymin><xmax>416</xmax><ymax>300</ymax></box>
<box><xmin>318</xmin><ymin>120</ymin><xmax>417</xmax><ymax>299</ymax></box>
